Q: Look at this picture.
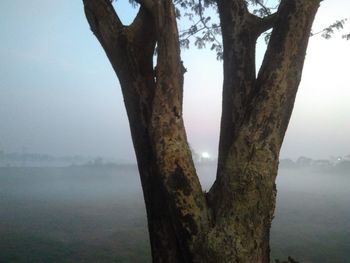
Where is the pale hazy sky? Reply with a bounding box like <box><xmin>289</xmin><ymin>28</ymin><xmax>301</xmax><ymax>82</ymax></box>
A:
<box><xmin>0</xmin><ymin>0</ymin><xmax>349</xmax><ymax>162</ymax></box>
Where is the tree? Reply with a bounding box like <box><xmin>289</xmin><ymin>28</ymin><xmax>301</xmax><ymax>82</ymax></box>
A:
<box><xmin>82</xmin><ymin>0</ymin><xmax>320</xmax><ymax>262</ymax></box>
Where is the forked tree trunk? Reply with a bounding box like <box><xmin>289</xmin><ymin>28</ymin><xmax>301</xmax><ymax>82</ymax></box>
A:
<box><xmin>82</xmin><ymin>0</ymin><xmax>320</xmax><ymax>262</ymax></box>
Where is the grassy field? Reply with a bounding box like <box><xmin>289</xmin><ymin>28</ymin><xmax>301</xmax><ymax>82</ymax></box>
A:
<box><xmin>0</xmin><ymin>166</ymin><xmax>349</xmax><ymax>263</ymax></box>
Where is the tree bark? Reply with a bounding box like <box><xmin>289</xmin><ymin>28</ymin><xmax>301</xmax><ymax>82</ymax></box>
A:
<box><xmin>208</xmin><ymin>1</ymin><xmax>320</xmax><ymax>262</ymax></box>
<box><xmin>83</xmin><ymin>1</ymin><xmax>209</xmax><ymax>262</ymax></box>
<box><xmin>83</xmin><ymin>0</ymin><xmax>320</xmax><ymax>262</ymax></box>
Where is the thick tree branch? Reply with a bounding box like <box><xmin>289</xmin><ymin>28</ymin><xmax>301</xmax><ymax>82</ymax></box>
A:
<box><xmin>83</xmin><ymin>0</ymin><xmax>156</xmax><ymax>84</ymax></box>
<box><xmin>136</xmin><ymin>0</ymin><xmax>155</xmax><ymax>14</ymax></box>
<box><xmin>149</xmin><ymin>2</ymin><xmax>210</xmax><ymax>259</ymax></box>
<box><xmin>83</xmin><ymin>0</ymin><xmax>123</xmax><ymax>45</ymax></box>
<box><xmin>213</xmin><ymin>0</ymin><xmax>261</xmax><ymax>200</ymax></box>
<box><xmin>83</xmin><ymin>1</ymin><xmax>210</xmax><ymax>260</ymax></box>
<box><xmin>213</xmin><ymin>0</ymin><xmax>321</xmax><ymax>214</ymax></box>
<box><xmin>254</xmin><ymin>0</ymin><xmax>321</xmax><ymax>138</ymax></box>
<box><xmin>214</xmin><ymin>0</ymin><xmax>321</xmax><ymax>215</ymax></box>
<box><xmin>204</xmin><ymin>1</ymin><xmax>320</xmax><ymax>261</ymax></box>
<box><xmin>257</xmin><ymin>12</ymin><xmax>278</xmax><ymax>35</ymax></box>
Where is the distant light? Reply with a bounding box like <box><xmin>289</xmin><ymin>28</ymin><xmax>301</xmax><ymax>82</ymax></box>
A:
<box><xmin>201</xmin><ymin>152</ymin><xmax>210</xmax><ymax>159</ymax></box>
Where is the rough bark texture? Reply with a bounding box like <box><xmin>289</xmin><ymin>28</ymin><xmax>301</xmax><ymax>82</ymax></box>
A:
<box><xmin>82</xmin><ymin>0</ymin><xmax>320</xmax><ymax>262</ymax></box>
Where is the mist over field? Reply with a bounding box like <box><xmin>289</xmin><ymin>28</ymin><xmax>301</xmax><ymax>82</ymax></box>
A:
<box><xmin>1</xmin><ymin>1</ymin><xmax>350</xmax><ymax>262</ymax></box>
<box><xmin>0</xmin><ymin>163</ymin><xmax>349</xmax><ymax>263</ymax></box>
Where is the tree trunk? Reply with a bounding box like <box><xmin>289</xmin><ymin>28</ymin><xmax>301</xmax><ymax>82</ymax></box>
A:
<box><xmin>208</xmin><ymin>1</ymin><xmax>320</xmax><ymax>262</ymax></box>
<box><xmin>82</xmin><ymin>0</ymin><xmax>320</xmax><ymax>262</ymax></box>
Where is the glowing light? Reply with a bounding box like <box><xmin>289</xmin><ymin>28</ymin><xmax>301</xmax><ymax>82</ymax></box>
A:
<box><xmin>201</xmin><ymin>152</ymin><xmax>210</xmax><ymax>159</ymax></box>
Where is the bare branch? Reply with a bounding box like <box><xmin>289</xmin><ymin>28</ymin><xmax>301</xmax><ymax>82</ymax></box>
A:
<box><xmin>255</xmin><ymin>0</ymin><xmax>271</xmax><ymax>15</ymax></box>
<box><xmin>197</xmin><ymin>0</ymin><xmax>221</xmax><ymax>46</ymax></box>
<box><xmin>311</xmin><ymin>19</ymin><xmax>347</xmax><ymax>39</ymax></box>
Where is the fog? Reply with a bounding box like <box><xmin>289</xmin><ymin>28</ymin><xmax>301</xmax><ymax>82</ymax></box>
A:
<box><xmin>1</xmin><ymin>1</ymin><xmax>350</xmax><ymax>262</ymax></box>
<box><xmin>0</xmin><ymin>165</ymin><xmax>149</xmax><ymax>262</ymax></box>
<box><xmin>0</xmin><ymin>0</ymin><xmax>350</xmax><ymax>161</ymax></box>
<box><xmin>0</xmin><ymin>164</ymin><xmax>349</xmax><ymax>262</ymax></box>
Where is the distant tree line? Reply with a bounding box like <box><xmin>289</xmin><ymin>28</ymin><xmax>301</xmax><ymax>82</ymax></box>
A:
<box><xmin>280</xmin><ymin>155</ymin><xmax>350</xmax><ymax>172</ymax></box>
<box><xmin>0</xmin><ymin>150</ymin><xmax>94</xmax><ymax>167</ymax></box>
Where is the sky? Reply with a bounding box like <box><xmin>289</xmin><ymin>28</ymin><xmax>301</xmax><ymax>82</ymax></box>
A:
<box><xmin>0</xmin><ymin>0</ymin><xmax>349</xmax><ymax>162</ymax></box>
